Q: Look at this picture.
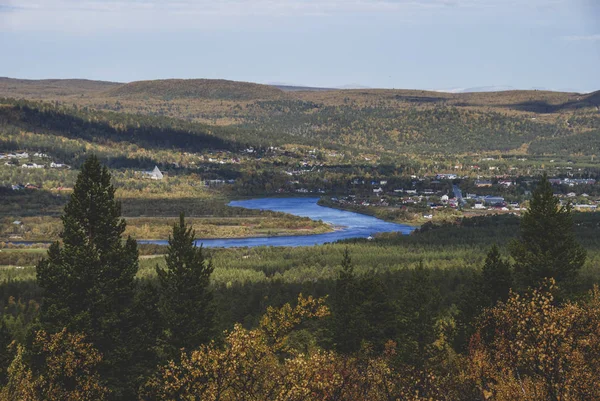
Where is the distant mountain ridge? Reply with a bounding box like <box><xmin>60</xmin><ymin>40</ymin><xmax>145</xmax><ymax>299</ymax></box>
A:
<box><xmin>0</xmin><ymin>77</ymin><xmax>596</xmax><ymax>101</ymax></box>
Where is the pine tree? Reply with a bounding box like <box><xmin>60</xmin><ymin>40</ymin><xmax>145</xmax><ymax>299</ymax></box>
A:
<box><xmin>331</xmin><ymin>248</ymin><xmax>361</xmax><ymax>354</ymax></box>
<box><xmin>356</xmin><ymin>271</ymin><xmax>398</xmax><ymax>353</ymax></box>
<box><xmin>510</xmin><ymin>173</ymin><xmax>586</xmax><ymax>289</ymax></box>
<box><xmin>397</xmin><ymin>261</ymin><xmax>440</xmax><ymax>365</ymax></box>
<box><xmin>157</xmin><ymin>213</ymin><xmax>215</xmax><ymax>358</ymax></box>
<box><xmin>482</xmin><ymin>244</ymin><xmax>512</xmax><ymax>304</ymax></box>
<box><xmin>35</xmin><ymin>155</ymin><xmax>139</xmax><ymax>398</ymax></box>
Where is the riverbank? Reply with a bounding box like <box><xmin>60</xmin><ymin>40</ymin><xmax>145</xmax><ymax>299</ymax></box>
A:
<box><xmin>0</xmin><ymin>214</ymin><xmax>333</xmax><ymax>242</ymax></box>
<box><xmin>317</xmin><ymin>197</ymin><xmax>429</xmax><ymax>226</ymax></box>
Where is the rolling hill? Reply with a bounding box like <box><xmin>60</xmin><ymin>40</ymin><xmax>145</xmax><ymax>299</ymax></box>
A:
<box><xmin>105</xmin><ymin>78</ymin><xmax>288</xmax><ymax>101</ymax></box>
<box><xmin>0</xmin><ymin>77</ymin><xmax>598</xmax><ymax>157</ymax></box>
<box><xmin>0</xmin><ymin>77</ymin><xmax>121</xmax><ymax>98</ymax></box>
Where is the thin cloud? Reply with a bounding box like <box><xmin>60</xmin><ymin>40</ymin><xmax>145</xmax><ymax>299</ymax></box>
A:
<box><xmin>563</xmin><ymin>34</ymin><xmax>600</xmax><ymax>41</ymax></box>
<box><xmin>0</xmin><ymin>0</ymin><xmax>575</xmax><ymax>33</ymax></box>
<box><xmin>0</xmin><ymin>0</ymin><xmax>556</xmax><ymax>15</ymax></box>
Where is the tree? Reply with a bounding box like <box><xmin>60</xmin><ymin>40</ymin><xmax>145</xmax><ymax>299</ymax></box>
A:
<box><xmin>468</xmin><ymin>280</ymin><xmax>600</xmax><ymax>400</ymax></box>
<box><xmin>331</xmin><ymin>248</ymin><xmax>361</xmax><ymax>354</ymax></box>
<box><xmin>397</xmin><ymin>261</ymin><xmax>440</xmax><ymax>365</ymax></box>
<box><xmin>1</xmin><ymin>329</ymin><xmax>108</xmax><ymax>401</ymax></box>
<box><xmin>510</xmin><ymin>173</ymin><xmax>586</xmax><ymax>289</ymax></box>
<box><xmin>481</xmin><ymin>244</ymin><xmax>512</xmax><ymax>305</ymax></box>
<box><xmin>0</xmin><ymin>321</ymin><xmax>12</xmax><ymax>386</ymax></box>
<box><xmin>35</xmin><ymin>155</ymin><xmax>139</xmax><ymax>398</ymax></box>
<box><xmin>156</xmin><ymin>213</ymin><xmax>215</xmax><ymax>358</ymax></box>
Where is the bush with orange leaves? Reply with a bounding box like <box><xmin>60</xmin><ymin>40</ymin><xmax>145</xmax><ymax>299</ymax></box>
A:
<box><xmin>0</xmin><ymin>328</ymin><xmax>108</xmax><ymax>401</ymax></box>
<box><xmin>141</xmin><ymin>294</ymin><xmax>458</xmax><ymax>401</ymax></box>
<box><xmin>467</xmin><ymin>279</ymin><xmax>600</xmax><ymax>401</ymax></box>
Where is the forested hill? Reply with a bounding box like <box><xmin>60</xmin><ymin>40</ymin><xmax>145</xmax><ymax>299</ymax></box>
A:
<box><xmin>1</xmin><ymin>77</ymin><xmax>599</xmax><ymax>156</ymax></box>
<box><xmin>105</xmin><ymin>79</ymin><xmax>289</xmax><ymax>101</ymax></box>
<box><xmin>0</xmin><ymin>98</ymin><xmax>285</xmax><ymax>168</ymax></box>
<box><xmin>0</xmin><ymin>77</ymin><xmax>121</xmax><ymax>98</ymax></box>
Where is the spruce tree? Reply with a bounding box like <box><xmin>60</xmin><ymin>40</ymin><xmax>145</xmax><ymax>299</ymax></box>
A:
<box><xmin>157</xmin><ymin>213</ymin><xmax>215</xmax><ymax>357</ymax></box>
<box><xmin>331</xmin><ymin>249</ymin><xmax>397</xmax><ymax>354</ymax></box>
<box><xmin>510</xmin><ymin>173</ymin><xmax>586</xmax><ymax>289</ymax></box>
<box><xmin>482</xmin><ymin>244</ymin><xmax>512</xmax><ymax>304</ymax></box>
<box><xmin>36</xmin><ymin>155</ymin><xmax>139</xmax><ymax>398</ymax></box>
<box><xmin>397</xmin><ymin>261</ymin><xmax>440</xmax><ymax>365</ymax></box>
<box><xmin>331</xmin><ymin>248</ymin><xmax>361</xmax><ymax>354</ymax></box>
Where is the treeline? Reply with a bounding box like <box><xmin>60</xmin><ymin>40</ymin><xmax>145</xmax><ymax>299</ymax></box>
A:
<box><xmin>0</xmin><ymin>98</ymin><xmax>312</xmax><ymax>169</ymax></box>
<box><xmin>239</xmin><ymin>102</ymin><xmax>576</xmax><ymax>154</ymax></box>
<box><xmin>529</xmin><ymin>129</ymin><xmax>600</xmax><ymax>156</ymax></box>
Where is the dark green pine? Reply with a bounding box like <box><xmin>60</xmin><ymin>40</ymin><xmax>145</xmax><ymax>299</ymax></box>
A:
<box><xmin>156</xmin><ymin>213</ymin><xmax>215</xmax><ymax>357</ymax></box>
<box><xmin>510</xmin><ymin>172</ymin><xmax>586</xmax><ymax>289</ymax></box>
<box><xmin>482</xmin><ymin>244</ymin><xmax>513</xmax><ymax>304</ymax></box>
<box><xmin>331</xmin><ymin>248</ymin><xmax>362</xmax><ymax>354</ymax></box>
<box><xmin>35</xmin><ymin>155</ymin><xmax>139</xmax><ymax>399</ymax></box>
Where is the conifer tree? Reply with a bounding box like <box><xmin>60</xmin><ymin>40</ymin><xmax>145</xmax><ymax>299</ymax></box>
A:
<box><xmin>397</xmin><ymin>261</ymin><xmax>440</xmax><ymax>365</ymax></box>
<box><xmin>35</xmin><ymin>155</ymin><xmax>139</xmax><ymax>398</ymax></box>
<box><xmin>331</xmin><ymin>248</ymin><xmax>361</xmax><ymax>354</ymax></box>
<box><xmin>510</xmin><ymin>173</ymin><xmax>586</xmax><ymax>289</ymax></box>
<box><xmin>332</xmin><ymin>249</ymin><xmax>397</xmax><ymax>354</ymax></box>
<box><xmin>482</xmin><ymin>244</ymin><xmax>512</xmax><ymax>304</ymax></box>
<box><xmin>157</xmin><ymin>213</ymin><xmax>215</xmax><ymax>357</ymax></box>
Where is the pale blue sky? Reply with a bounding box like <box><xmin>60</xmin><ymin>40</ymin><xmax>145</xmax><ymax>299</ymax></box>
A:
<box><xmin>0</xmin><ymin>0</ymin><xmax>599</xmax><ymax>92</ymax></box>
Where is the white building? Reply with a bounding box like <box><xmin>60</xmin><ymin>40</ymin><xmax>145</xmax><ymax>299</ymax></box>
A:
<box><xmin>144</xmin><ymin>166</ymin><xmax>164</xmax><ymax>180</ymax></box>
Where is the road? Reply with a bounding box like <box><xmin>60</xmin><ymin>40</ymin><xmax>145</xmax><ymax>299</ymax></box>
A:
<box><xmin>453</xmin><ymin>184</ymin><xmax>467</xmax><ymax>206</ymax></box>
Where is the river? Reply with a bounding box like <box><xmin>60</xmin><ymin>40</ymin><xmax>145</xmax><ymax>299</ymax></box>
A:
<box><xmin>142</xmin><ymin>197</ymin><xmax>416</xmax><ymax>248</ymax></box>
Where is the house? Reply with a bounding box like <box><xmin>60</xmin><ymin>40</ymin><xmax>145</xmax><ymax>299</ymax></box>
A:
<box><xmin>21</xmin><ymin>163</ymin><xmax>43</xmax><ymax>169</ymax></box>
<box><xmin>483</xmin><ymin>196</ymin><xmax>505</xmax><ymax>206</ymax></box>
<box><xmin>475</xmin><ymin>180</ymin><xmax>493</xmax><ymax>188</ymax></box>
<box><xmin>373</xmin><ymin>187</ymin><xmax>383</xmax><ymax>194</ymax></box>
<box><xmin>50</xmin><ymin>162</ymin><xmax>68</xmax><ymax>168</ymax></box>
<box><xmin>144</xmin><ymin>166</ymin><xmax>164</xmax><ymax>180</ymax></box>
<box><xmin>24</xmin><ymin>183</ymin><xmax>40</xmax><ymax>190</ymax></box>
<box><xmin>575</xmin><ymin>204</ymin><xmax>597</xmax><ymax>210</ymax></box>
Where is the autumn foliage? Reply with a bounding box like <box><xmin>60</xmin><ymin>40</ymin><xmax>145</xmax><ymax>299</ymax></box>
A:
<box><xmin>0</xmin><ymin>329</ymin><xmax>108</xmax><ymax>401</ymax></box>
<box><xmin>467</xmin><ymin>279</ymin><xmax>600</xmax><ymax>400</ymax></box>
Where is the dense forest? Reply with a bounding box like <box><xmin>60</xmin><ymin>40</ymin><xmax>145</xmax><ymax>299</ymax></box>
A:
<box><xmin>0</xmin><ymin>158</ymin><xmax>599</xmax><ymax>400</ymax></box>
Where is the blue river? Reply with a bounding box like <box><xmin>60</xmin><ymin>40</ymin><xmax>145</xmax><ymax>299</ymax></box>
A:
<box><xmin>142</xmin><ymin>197</ymin><xmax>416</xmax><ymax>248</ymax></box>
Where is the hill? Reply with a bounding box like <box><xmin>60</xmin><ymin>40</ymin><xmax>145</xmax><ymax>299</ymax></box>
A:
<box><xmin>1</xmin><ymin>77</ymin><xmax>599</xmax><ymax>156</ymax></box>
<box><xmin>105</xmin><ymin>78</ymin><xmax>288</xmax><ymax>101</ymax></box>
<box><xmin>0</xmin><ymin>77</ymin><xmax>121</xmax><ymax>98</ymax></box>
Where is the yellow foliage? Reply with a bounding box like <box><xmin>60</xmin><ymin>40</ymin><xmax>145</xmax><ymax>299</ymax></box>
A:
<box><xmin>467</xmin><ymin>280</ymin><xmax>600</xmax><ymax>401</ymax></box>
<box><xmin>0</xmin><ymin>329</ymin><xmax>108</xmax><ymax>401</ymax></box>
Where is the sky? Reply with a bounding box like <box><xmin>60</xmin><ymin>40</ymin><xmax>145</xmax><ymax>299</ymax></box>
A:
<box><xmin>0</xmin><ymin>0</ymin><xmax>599</xmax><ymax>93</ymax></box>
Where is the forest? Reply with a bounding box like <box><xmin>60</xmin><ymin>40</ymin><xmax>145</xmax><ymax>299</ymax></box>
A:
<box><xmin>0</xmin><ymin>156</ymin><xmax>599</xmax><ymax>400</ymax></box>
